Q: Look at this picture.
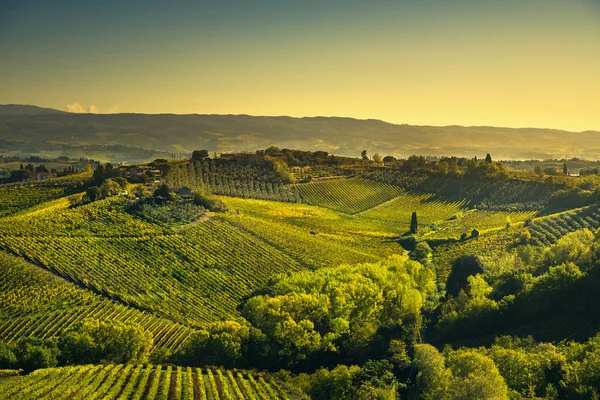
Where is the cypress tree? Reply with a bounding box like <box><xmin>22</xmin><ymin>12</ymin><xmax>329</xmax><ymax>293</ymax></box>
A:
<box><xmin>410</xmin><ymin>212</ymin><xmax>418</xmax><ymax>234</ymax></box>
<box><xmin>485</xmin><ymin>153</ymin><xmax>492</xmax><ymax>163</ymax></box>
<box><xmin>563</xmin><ymin>162</ymin><xmax>568</xmax><ymax>175</ymax></box>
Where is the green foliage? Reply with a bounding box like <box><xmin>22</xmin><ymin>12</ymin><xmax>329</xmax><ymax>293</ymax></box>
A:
<box><xmin>445</xmin><ymin>255</ymin><xmax>484</xmax><ymax>297</ymax></box>
<box><xmin>58</xmin><ymin>319</ymin><xmax>153</xmax><ymax>365</ymax></box>
<box><xmin>410</xmin><ymin>211</ymin><xmax>418</xmax><ymax>234</ymax></box>
<box><xmin>359</xmin><ymin>191</ymin><xmax>467</xmax><ymax>234</ymax></box>
<box><xmin>0</xmin><ymin>342</ymin><xmax>16</xmax><ymax>369</ymax></box>
<box><xmin>0</xmin><ymin>184</ymin><xmax>66</xmax><ymax>217</ymax></box>
<box><xmin>164</xmin><ymin>159</ymin><xmax>300</xmax><ymax>203</ymax></box>
<box><xmin>295</xmin><ymin>360</ymin><xmax>398</xmax><ymax>400</ymax></box>
<box><xmin>13</xmin><ymin>337</ymin><xmax>59</xmax><ymax>373</ymax></box>
<box><xmin>414</xmin><ymin>344</ymin><xmax>509</xmax><ymax>400</ymax></box>
<box><xmin>179</xmin><ymin>321</ymin><xmax>250</xmax><ymax>368</ymax></box>
<box><xmin>130</xmin><ymin>197</ymin><xmax>206</xmax><ymax>224</ymax></box>
<box><xmin>482</xmin><ymin>336</ymin><xmax>565</xmax><ymax>398</ymax></box>
<box><xmin>241</xmin><ymin>255</ymin><xmax>436</xmax><ymax>367</ymax></box>
<box><xmin>191</xmin><ymin>149</ymin><xmax>209</xmax><ymax>161</ymax></box>
<box><xmin>0</xmin><ymin>217</ymin><xmax>302</xmax><ymax>325</ymax></box>
<box><xmin>192</xmin><ymin>193</ymin><xmax>227</xmax><ymax>212</ymax></box>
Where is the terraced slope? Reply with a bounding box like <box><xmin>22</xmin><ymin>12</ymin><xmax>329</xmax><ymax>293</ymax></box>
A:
<box><xmin>296</xmin><ymin>177</ymin><xmax>404</xmax><ymax>214</ymax></box>
<box><xmin>0</xmin><ymin>252</ymin><xmax>194</xmax><ymax>352</ymax></box>
<box><xmin>0</xmin><ymin>364</ymin><xmax>298</xmax><ymax>400</ymax></box>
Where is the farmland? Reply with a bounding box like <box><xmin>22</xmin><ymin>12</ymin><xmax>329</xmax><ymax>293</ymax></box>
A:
<box><xmin>296</xmin><ymin>177</ymin><xmax>403</xmax><ymax>214</ymax></box>
<box><xmin>2</xmin><ymin>156</ymin><xmax>600</xmax><ymax>399</ymax></box>
<box><xmin>0</xmin><ymin>364</ymin><xmax>294</xmax><ymax>400</ymax></box>
<box><xmin>527</xmin><ymin>205</ymin><xmax>600</xmax><ymax>245</ymax></box>
<box><xmin>0</xmin><ymin>252</ymin><xmax>194</xmax><ymax>352</ymax></box>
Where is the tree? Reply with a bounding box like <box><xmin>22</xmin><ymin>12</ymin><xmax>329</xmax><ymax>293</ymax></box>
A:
<box><xmin>191</xmin><ymin>150</ymin><xmax>209</xmax><ymax>161</ymax></box>
<box><xmin>99</xmin><ymin>178</ymin><xmax>121</xmax><ymax>198</ymax></box>
<box><xmin>382</xmin><ymin>156</ymin><xmax>396</xmax><ymax>164</ymax></box>
<box><xmin>361</xmin><ymin>150</ymin><xmax>368</xmax><ymax>161</ymax></box>
<box><xmin>534</xmin><ymin>166</ymin><xmax>544</xmax><ymax>177</ymax></box>
<box><xmin>410</xmin><ymin>212</ymin><xmax>418</xmax><ymax>234</ymax></box>
<box><xmin>153</xmin><ymin>183</ymin><xmax>171</xmax><ymax>199</ymax></box>
<box><xmin>373</xmin><ymin>153</ymin><xmax>382</xmax><ymax>164</ymax></box>
<box><xmin>0</xmin><ymin>342</ymin><xmax>16</xmax><ymax>369</ymax></box>
<box><xmin>14</xmin><ymin>337</ymin><xmax>59</xmax><ymax>373</ymax></box>
<box><xmin>179</xmin><ymin>321</ymin><xmax>250</xmax><ymax>368</ymax></box>
<box><xmin>563</xmin><ymin>162</ymin><xmax>568</xmax><ymax>176</ymax></box>
<box><xmin>85</xmin><ymin>186</ymin><xmax>101</xmax><ymax>202</ymax></box>
<box><xmin>411</xmin><ymin>241</ymin><xmax>432</xmax><ymax>265</ymax></box>
<box><xmin>485</xmin><ymin>153</ymin><xmax>492</xmax><ymax>163</ymax></box>
<box><xmin>446</xmin><ymin>255</ymin><xmax>484</xmax><ymax>297</ymax></box>
<box><xmin>414</xmin><ymin>344</ymin><xmax>451</xmax><ymax>399</ymax></box>
<box><xmin>58</xmin><ymin>319</ymin><xmax>153</xmax><ymax>365</ymax></box>
<box><xmin>471</xmin><ymin>229</ymin><xmax>480</xmax><ymax>239</ymax></box>
<box><xmin>446</xmin><ymin>348</ymin><xmax>509</xmax><ymax>399</ymax></box>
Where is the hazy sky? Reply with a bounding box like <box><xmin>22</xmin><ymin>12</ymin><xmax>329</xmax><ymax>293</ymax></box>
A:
<box><xmin>1</xmin><ymin>0</ymin><xmax>600</xmax><ymax>131</ymax></box>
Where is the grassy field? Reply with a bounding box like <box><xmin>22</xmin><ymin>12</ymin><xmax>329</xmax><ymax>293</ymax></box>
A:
<box><xmin>0</xmin><ymin>364</ymin><xmax>296</xmax><ymax>400</ymax></box>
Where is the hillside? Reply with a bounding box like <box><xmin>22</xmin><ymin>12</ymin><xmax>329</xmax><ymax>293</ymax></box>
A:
<box><xmin>2</xmin><ymin>105</ymin><xmax>600</xmax><ymax>162</ymax></box>
<box><xmin>2</xmin><ymin>162</ymin><xmax>600</xmax><ymax>398</ymax></box>
<box><xmin>0</xmin><ymin>105</ymin><xmax>66</xmax><ymax>116</ymax></box>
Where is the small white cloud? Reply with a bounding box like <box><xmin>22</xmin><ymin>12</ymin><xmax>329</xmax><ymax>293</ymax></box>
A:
<box><xmin>108</xmin><ymin>105</ymin><xmax>118</xmax><ymax>114</ymax></box>
<box><xmin>65</xmin><ymin>102</ymin><xmax>86</xmax><ymax>113</ymax></box>
<box><xmin>87</xmin><ymin>105</ymin><xmax>99</xmax><ymax>114</ymax></box>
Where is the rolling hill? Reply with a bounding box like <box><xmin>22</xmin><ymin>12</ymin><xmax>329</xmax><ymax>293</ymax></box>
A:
<box><xmin>1</xmin><ymin>104</ymin><xmax>600</xmax><ymax>162</ymax></box>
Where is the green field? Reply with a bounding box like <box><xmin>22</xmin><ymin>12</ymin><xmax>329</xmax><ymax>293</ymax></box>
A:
<box><xmin>0</xmin><ymin>364</ymin><xmax>294</xmax><ymax>400</ymax></box>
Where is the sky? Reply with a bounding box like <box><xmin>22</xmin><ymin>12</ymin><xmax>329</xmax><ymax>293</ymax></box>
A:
<box><xmin>1</xmin><ymin>0</ymin><xmax>600</xmax><ymax>131</ymax></box>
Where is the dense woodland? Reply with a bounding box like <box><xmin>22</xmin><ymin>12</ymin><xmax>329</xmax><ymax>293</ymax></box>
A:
<box><xmin>1</xmin><ymin>148</ymin><xmax>600</xmax><ymax>399</ymax></box>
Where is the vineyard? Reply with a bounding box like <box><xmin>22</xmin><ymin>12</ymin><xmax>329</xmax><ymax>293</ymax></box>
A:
<box><xmin>295</xmin><ymin>177</ymin><xmax>403</xmax><ymax>214</ymax></box>
<box><xmin>362</xmin><ymin>170</ymin><xmax>556</xmax><ymax>211</ymax></box>
<box><xmin>359</xmin><ymin>192</ymin><xmax>467</xmax><ymax>233</ymax></box>
<box><xmin>431</xmin><ymin>227</ymin><xmax>522</xmax><ymax>280</ymax></box>
<box><xmin>0</xmin><ymin>218</ymin><xmax>303</xmax><ymax>325</ymax></box>
<box><xmin>425</xmin><ymin>210</ymin><xmax>537</xmax><ymax>239</ymax></box>
<box><xmin>0</xmin><ymin>252</ymin><xmax>194</xmax><ymax>352</ymax></box>
<box><xmin>0</xmin><ymin>197</ymin><xmax>169</xmax><ymax>237</ymax></box>
<box><xmin>164</xmin><ymin>161</ymin><xmax>301</xmax><ymax>203</ymax></box>
<box><xmin>0</xmin><ymin>185</ymin><xmax>66</xmax><ymax>218</ymax></box>
<box><xmin>527</xmin><ymin>205</ymin><xmax>600</xmax><ymax>245</ymax></box>
<box><xmin>0</xmin><ymin>364</ymin><xmax>295</xmax><ymax>400</ymax></box>
<box><xmin>223</xmin><ymin>213</ymin><xmax>397</xmax><ymax>269</ymax></box>
<box><xmin>0</xmin><ymin>172</ymin><xmax>92</xmax><ymax>218</ymax></box>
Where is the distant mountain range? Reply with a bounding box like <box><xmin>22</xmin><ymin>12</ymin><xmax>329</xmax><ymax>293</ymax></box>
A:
<box><xmin>1</xmin><ymin>104</ymin><xmax>599</xmax><ymax>163</ymax></box>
